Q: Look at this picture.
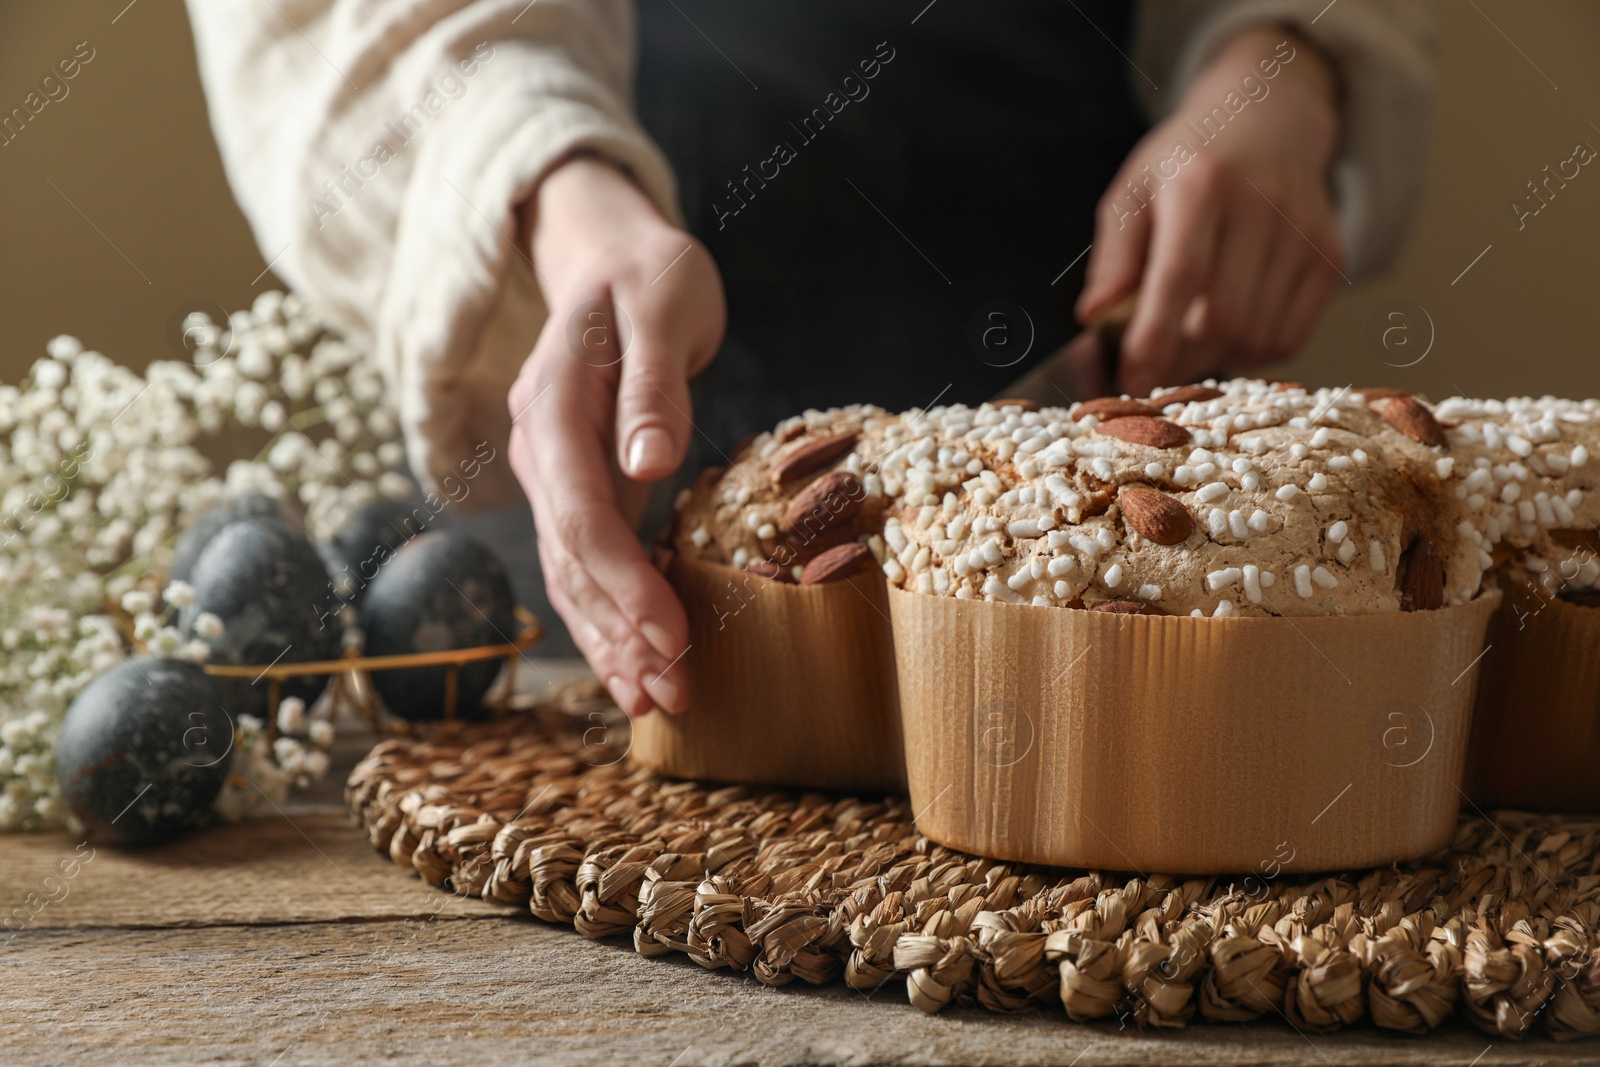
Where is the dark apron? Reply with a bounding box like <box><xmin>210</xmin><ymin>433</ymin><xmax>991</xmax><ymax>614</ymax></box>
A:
<box><xmin>495</xmin><ymin>3</ymin><xmax>1148</xmax><ymax>656</ymax></box>
<box><xmin>635</xmin><ymin>0</ymin><xmax>1148</xmax><ymax>463</ymax></box>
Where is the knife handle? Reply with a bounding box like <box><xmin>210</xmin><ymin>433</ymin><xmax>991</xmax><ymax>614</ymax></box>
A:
<box><xmin>1093</xmin><ymin>290</ymin><xmax>1138</xmax><ymax>391</ymax></box>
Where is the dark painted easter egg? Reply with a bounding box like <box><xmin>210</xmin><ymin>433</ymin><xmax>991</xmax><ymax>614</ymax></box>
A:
<box><xmin>361</xmin><ymin>530</ymin><xmax>517</xmax><ymax>722</ymax></box>
<box><xmin>320</xmin><ymin>497</ymin><xmax>438</xmax><ymax>610</ymax></box>
<box><xmin>54</xmin><ymin>657</ymin><xmax>234</xmax><ymax>846</ymax></box>
<box><xmin>179</xmin><ymin>518</ymin><xmax>343</xmax><ymax>719</ymax></box>
<box><xmin>168</xmin><ymin>494</ymin><xmax>290</xmax><ymax>584</ymax></box>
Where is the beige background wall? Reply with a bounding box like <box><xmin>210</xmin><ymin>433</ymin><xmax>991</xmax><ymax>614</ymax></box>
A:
<box><xmin>2</xmin><ymin>1</ymin><xmax>1598</xmax><ymax>399</ymax></box>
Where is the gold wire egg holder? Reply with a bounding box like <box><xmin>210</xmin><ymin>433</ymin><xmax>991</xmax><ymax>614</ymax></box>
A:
<box><xmin>114</xmin><ymin>602</ymin><xmax>543</xmax><ymax>734</ymax></box>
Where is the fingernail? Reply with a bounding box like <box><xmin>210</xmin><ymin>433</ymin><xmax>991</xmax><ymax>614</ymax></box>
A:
<box><xmin>626</xmin><ymin>427</ymin><xmax>673</xmax><ymax>478</ymax></box>
<box><xmin>640</xmin><ymin>621</ymin><xmax>677</xmax><ymax>660</ymax></box>
<box><xmin>604</xmin><ymin>674</ymin><xmax>643</xmax><ymax>716</ymax></box>
<box><xmin>643</xmin><ymin>667</ymin><xmax>687</xmax><ymax>715</ymax></box>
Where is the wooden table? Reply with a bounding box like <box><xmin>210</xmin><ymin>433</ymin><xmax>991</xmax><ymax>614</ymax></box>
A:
<box><xmin>3</xmin><ymin>706</ymin><xmax>1593</xmax><ymax>1066</ymax></box>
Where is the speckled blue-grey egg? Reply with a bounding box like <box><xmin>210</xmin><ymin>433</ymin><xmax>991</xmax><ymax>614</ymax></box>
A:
<box><xmin>361</xmin><ymin>530</ymin><xmax>517</xmax><ymax>722</ymax></box>
<box><xmin>168</xmin><ymin>494</ymin><xmax>288</xmax><ymax>584</ymax></box>
<box><xmin>320</xmin><ymin>497</ymin><xmax>437</xmax><ymax>610</ymax></box>
<box><xmin>179</xmin><ymin>518</ymin><xmax>343</xmax><ymax>718</ymax></box>
<box><xmin>54</xmin><ymin>657</ymin><xmax>234</xmax><ymax>846</ymax></box>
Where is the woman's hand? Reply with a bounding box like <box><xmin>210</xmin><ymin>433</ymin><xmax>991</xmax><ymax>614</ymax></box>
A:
<box><xmin>507</xmin><ymin>155</ymin><xmax>726</xmax><ymax>717</ymax></box>
<box><xmin>1076</xmin><ymin>26</ymin><xmax>1345</xmax><ymax>397</ymax></box>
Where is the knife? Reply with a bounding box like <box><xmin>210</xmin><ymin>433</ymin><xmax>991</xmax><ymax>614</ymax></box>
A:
<box><xmin>993</xmin><ymin>291</ymin><xmax>1138</xmax><ymax>407</ymax></box>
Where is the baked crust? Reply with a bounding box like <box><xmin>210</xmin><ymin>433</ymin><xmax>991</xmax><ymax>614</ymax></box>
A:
<box><xmin>668</xmin><ymin>382</ymin><xmax>1600</xmax><ymax>618</ymax></box>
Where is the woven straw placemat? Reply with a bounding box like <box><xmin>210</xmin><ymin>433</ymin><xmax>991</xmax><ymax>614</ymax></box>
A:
<box><xmin>345</xmin><ymin>684</ymin><xmax>1600</xmax><ymax>1042</ymax></box>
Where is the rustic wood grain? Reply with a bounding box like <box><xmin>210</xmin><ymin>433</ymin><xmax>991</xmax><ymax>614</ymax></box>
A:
<box><xmin>0</xmin><ymin>812</ymin><xmax>506</xmax><ymax>930</ymax></box>
<box><xmin>4</xmin><ymin>918</ymin><xmax>1584</xmax><ymax>1067</ymax></box>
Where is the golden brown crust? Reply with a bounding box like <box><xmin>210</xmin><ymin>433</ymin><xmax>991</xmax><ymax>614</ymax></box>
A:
<box><xmin>671</xmin><ymin>382</ymin><xmax>1600</xmax><ymax>618</ymax></box>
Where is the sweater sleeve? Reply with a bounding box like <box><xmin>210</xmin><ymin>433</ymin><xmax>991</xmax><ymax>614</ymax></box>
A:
<box><xmin>183</xmin><ymin>0</ymin><xmax>678</xmax><ymax>507</ymax></box>
<box><xmin>1132</xmin><ymin>0</ymin><xmax>1440</xmax><ymax>280</ymax></box>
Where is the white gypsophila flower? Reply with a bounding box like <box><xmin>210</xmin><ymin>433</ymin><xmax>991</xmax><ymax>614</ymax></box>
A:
<box><xmin>119</xmin><ymin>589</ymin><xmax>155</xmax><ymax>615</ymax></box>
<box><xmin>46</xmin><ymin>335</ymin><xmax>83</xmax><ymax>361</ymax></box>
<box><xmin>252</xmin><ymin>290</ymin><xmax>284</xmax><ymax>321</ymax></box>
<box><xmin>376</xmin><ymin>440</ymin><xmax>405</xmax><ymax>469</ymax></box>
<box><xmin>34</xmin><ymin>794</ymin><xmax>65</xmax><ymax>822</ymax></box>
<box><xmin>273</xmin><ymin>737</ymin><xmax>306</xmax><ymax>777</ymax></box>
<box><xmin>308</xmin><ymin>719</ymin><xmax>335</xmax><ymax>749</ymax></box>
<box><xmin>302</xmin><ymin>750</ymin><xmax>330</xmax><ymax>780</ymax></box>
<box><xmin>276</xmin><ymin>697</ymin><xmax>308</xmax><ymax>736</ymax></box>
<box><xmin>235</xmin><ymin>342</ymin><xmax>274</xmax><ymax>380</ymax></box>
<box><xmin>150</xmin><ymin>627</ymin><xmax>184</xmax><ymax>656</ymax></box>
<box><xmin>267</xmin><ymin>435</ymin><xmax>304</xmax><ymax>473</ymax></box>
<box><xmin>0</xmin><ymin>291</ymin><xmax>405</xmax><ymax>830</ymax></box>
<box><xmin>192</xmin><ymin>612</ymin><xmax>225</xmax><ymax>640</ymax></box>
<box><xmin>32</xmin><ymin>359</ymin><xmax>69</xmax><ymax>392</ymax></box>
<box><xmin>377</xmin><ymin>472</ymin><xmax>413</xmax><ymax>500</ymax></box>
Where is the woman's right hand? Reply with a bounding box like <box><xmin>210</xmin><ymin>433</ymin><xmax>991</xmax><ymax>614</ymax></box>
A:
<box><xmin>507</xmin><ymin>156</ymin><xmax>726</xmax><ymax>717</ymax></box>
